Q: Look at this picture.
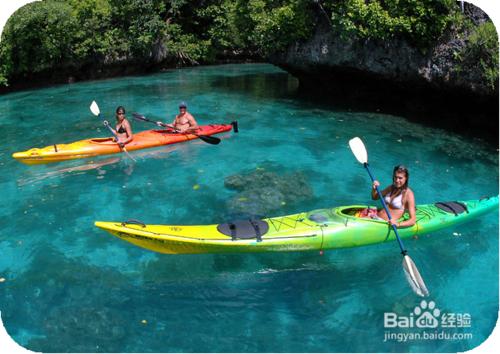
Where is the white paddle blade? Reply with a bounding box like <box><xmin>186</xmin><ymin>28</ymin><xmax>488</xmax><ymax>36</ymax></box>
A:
<box><xmin>403</xmin><ymin>255</ymin><xmax>429</xmax><ymax>297</ymax></box>
<box><xmin>349</xmin><ymin>137</ymin><xmax>368</xmax><ymax>164</ymax></box>
<box><xmin>90</xmin><ymin>101</ymin><xmax>100</xmax><ymax>116</ymax></box>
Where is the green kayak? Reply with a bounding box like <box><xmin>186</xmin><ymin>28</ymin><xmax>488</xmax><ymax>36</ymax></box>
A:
<box><xmin>94</xmin><ymin>196</ymin><xmax>498</xmax><ymax>254</ymax></box>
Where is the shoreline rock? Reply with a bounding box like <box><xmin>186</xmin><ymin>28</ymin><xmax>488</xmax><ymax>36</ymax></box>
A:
<box><xmin>269</xmin><ymin>3</ymin><xmax>498</xmax><ymax>144</ymax></box>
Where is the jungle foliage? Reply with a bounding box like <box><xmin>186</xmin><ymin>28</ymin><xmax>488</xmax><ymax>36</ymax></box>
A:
<box><xmin>0</xmin><ymin>0</ymin><xmax>497</xmax><ymax>89</ymax></box>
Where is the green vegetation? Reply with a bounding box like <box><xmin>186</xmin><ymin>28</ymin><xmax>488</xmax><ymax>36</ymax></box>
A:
<box><xmin>0</xmin><ymin>1</ymin><xmax>79</xmax><ymax>82</ymax></box>
<box><xmin>244</xmin><ymin>0</ymin><xmax>313</xmax><ymax>54</ymax></box>
<box><xmin>327</xmin><ymin>0</ymin><xmax>460</xmax><ymax>47</ymax></box>
<box><xmin>459</xmin><ymin>21</ymin><xmax>499</xmax><ymax>90</ymax></box>
<box><xmin>324</xmin><ymin>0</ymin><xmax>498</xmax><ymax>90</ymax></box>
<box><xmin>192</xmin><ymin>0</ymin><xmax>314</xmax><ymax>57</ymax></box>
<box><xmin>0</xmin><ymin>0</ymin><xmax>168</xmax><ymax>81</ymax></box>
<box><xmin>0</xmin><ymin>0</ymin><xmax>498</xmax><ymax>91</ymax></box>
<box><xmin>0</xmin><ymin>0</ymin><xmax>314</xmax><ymax>86</ymax></box>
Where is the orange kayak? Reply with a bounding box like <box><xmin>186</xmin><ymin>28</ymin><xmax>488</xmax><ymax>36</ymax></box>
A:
<box><xmin>13</xmin><ymin>123</ymin><xmax>236</xmax><ymax>165</ymax></box>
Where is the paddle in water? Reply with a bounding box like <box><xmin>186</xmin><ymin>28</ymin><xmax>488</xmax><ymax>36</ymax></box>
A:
<box><xmin>89</xmin><ymin>101</ymin><xmax>136</xmax><ymax>162</ymax></box>
<box><xmin>348</xmin><ymin>137</ymin><xmax>429</xmax><ymax>297</ymax></box>
<box><xmin>131</xmin><ymin>113</ymin><xmax>221</xmax><ymax>145</ymax></box>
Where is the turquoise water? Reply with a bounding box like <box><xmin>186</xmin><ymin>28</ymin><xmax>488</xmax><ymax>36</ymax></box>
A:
<box><xmin>0</xmin><ymin>63</ymin><xmax>498</xmax><ymax>352</ymax></box>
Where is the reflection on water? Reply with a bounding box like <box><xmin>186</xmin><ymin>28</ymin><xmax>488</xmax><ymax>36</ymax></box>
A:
<box><xmin>17</xmin><ymin>157</ymin><xmax>123</xmax><ymax>186</ymax></box>
<box><xmin>15</xmin><ymin>132</ymin><xmax>235</xmax><ymax>186</ymax></box>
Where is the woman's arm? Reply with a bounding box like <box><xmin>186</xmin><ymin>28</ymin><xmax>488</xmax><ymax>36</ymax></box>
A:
<box><xmin>105</xmin><ymin>120</ymin><xmax>116</xmax><ymax>136</ymax></box>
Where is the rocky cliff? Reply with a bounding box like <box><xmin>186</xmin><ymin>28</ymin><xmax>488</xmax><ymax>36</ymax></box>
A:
<box><xmin>270</xmin><ymin>4</ymin><xmax>498</xmax><ymax>143</ymax></box>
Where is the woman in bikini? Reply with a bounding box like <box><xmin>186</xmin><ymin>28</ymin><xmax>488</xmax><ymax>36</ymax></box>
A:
<box><xmin>112</xmin><ymin>106</ymin><xmax>133</xmax><ymax>147</ymax></box>
<box><xmin>371</xmin><ymin>165</ymin><xmax>416</xmax><ymax>228</ymax></box>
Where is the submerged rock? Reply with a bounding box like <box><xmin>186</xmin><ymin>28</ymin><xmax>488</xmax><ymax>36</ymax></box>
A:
<box><xmin>28</xmin><ymin>306</ymin><xmax>128</xmax><ymax>352</ymax></box>
<box><xmin>224</xmin><ymin>169</ymin><xmax>313</xmax><ymax>216</ymax></box>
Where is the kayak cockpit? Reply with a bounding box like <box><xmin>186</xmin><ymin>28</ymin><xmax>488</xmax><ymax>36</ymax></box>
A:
<box><xmin>89</xmin><ymin>138</ymin><xmax>116</xmax><ymax>144</ymax></box>
<box><xmin>338</xmin><ymin>206</ymin><xmax>367</xmax><ymax>216</ymax></box>
<box><xmin>306</xmin><ymin>206</ymin><xmax>391</xmax><ymax>227</ymax></box>
<box><xmin>337</xmin><ymin>206</ymin><xmax>413</xmax><ymax>225</ymax></box>
<box><xmin>337</xmin><ymin>206</ymin><xmax>385</xmax><ymax>218</ymax></box>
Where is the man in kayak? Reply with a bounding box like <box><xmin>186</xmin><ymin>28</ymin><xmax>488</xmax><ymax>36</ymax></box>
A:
<box><xmin>369</xmin><ymin>165</ymin><xmax>416</xmax><ymax>228</ymax></box>
<box><xmin>108</xmin><ymin>106</ymin><xmax>133</xmax><ymax>148</ymax></box>
<box><xmin>157</xmin><ymin>101</ymin><xmax>199</xmax><ymax>133</ymax></box>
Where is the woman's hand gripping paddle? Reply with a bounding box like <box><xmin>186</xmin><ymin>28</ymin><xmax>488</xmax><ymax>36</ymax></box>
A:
<box><xmin>349</xmin><ymin>137</ymin><xmax>429</xmax><ymax>297</ymax></box>
<box><xmin>90</xmin><ymin>101</ymin><xmax>136</xmax><ymax>162</ymax></box>
<box><xmin>132</xmin><ymin>113</ymin><xmax>221</xmax><ymax>145</ymax></box>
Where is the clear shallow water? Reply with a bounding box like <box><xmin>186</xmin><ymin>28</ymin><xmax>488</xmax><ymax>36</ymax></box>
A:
<box><xmin>0</xmin><ymin>63</ymin><xmax>498</xmax><ymax>352</ymax></box>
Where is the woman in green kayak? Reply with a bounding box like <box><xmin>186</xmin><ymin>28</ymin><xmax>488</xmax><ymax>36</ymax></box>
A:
<box><xmin>370</xmin><ymin>165</ymin><xmax>416</xmax><ymax>228</ymax></box>
<box><xmin>112</xmin><ymin>106</ymin><xmax>133</xmax><ymax>147</ymax></box>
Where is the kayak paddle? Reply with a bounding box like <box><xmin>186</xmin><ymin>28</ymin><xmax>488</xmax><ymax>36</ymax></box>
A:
<box><xmin>348</xmin><ymin>137</ymin><xmax>429</xmax><ymax>297</ymax></box>
<box><xmin>89</xmin><ymin>101</ymin><xmax>136</xmax><ymax>162</ymax></box>
<box><xmin>132</xmin><ymin>113</ymin><xmax>221</xmax><ymax>145</ymax></box>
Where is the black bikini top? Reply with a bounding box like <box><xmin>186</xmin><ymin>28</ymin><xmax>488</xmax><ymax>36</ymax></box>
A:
<box><xmin>117</xmin><ymin>125</ymin><xmax>127</xmax><ymax>134</ymax></box>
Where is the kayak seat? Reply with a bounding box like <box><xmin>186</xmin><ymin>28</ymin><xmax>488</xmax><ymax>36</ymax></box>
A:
<box><xmin>90</xmin><ymin>138</ymin><xmax>116</xmax><ymax>143</ymax></box>
<box><xmin>217</xmin><ymin>220</ymin><xmax>269</xmax><ymax>242</ymax></box>
<box><xmin>435</xmin><ymin>201</ymin><xmax>468</xmax><ymax>215</ymax></box>
<box><xmin>339</xmin><ymin>207</ymin><xmax>367</xmax><ymax>217</ymax></box>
